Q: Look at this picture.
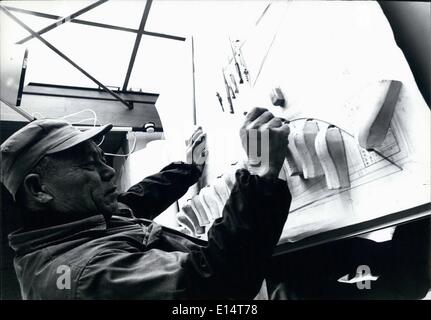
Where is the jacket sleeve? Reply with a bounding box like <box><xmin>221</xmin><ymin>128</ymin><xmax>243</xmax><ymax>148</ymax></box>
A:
<box><xmin>184</xmin><ymin>168</ymin><xmax>292</xmax><ymax>299</ymax></box>
<box><xmin>117</xmin><ymin>162</ymin><xmax>202</xmax><ymax>220</ymax></box>
<box><xmin>77</xmin><ymin>169</ymin><xmax>291</xmax><ymax>300</ymax></box>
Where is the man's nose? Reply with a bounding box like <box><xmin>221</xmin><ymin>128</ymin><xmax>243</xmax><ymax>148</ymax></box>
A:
<box><xmin>101</xmin><ymin>163</ymin><xmax>116</xmax><ymax>181</ymax></box>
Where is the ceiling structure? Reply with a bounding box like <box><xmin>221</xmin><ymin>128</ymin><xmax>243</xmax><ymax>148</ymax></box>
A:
<box><xmin>0</xmin><ymin>1</ymin><xmax>268</xmax><ymax>93</ymax></box>
<box><xmin>0</xmin><ymin>0</ymin><xmax>270</xmax><ymax>133</ymax></box>
<box><xmin>0</xmin><ymin>0</ymin><xmax>187</xmax><ymax>106</ymax></box>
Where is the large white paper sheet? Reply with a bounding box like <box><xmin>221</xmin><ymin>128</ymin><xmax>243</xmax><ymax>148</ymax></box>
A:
<box><xmin>217</xmin><ymin>2</ymin><xmax>431</xmax><ymax>242</ymax></box>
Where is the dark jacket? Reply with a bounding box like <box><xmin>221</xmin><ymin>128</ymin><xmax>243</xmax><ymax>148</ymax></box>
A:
<box><xmin>8</xmin><ymin>162</ymin><xmax>291</xmax><ymax>299</ymax></box>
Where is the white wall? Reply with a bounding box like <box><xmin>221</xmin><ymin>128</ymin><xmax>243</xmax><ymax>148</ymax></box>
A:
<box><xmin>127</xmin><ymin>138</ymin><xmax>178</xmax><ymax>228</ymax></box>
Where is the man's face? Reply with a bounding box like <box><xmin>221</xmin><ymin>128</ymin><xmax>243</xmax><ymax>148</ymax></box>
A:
<box><xmin>41</xmin><ymin>140</ymin><xmax>118</xmax><ymax>219</ymax></box>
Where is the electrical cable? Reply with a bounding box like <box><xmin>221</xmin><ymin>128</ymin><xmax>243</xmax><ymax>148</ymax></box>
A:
<box><xmin>104</xmin><ymin>132</ymin><xmax>138</xmax><ymax>158</ymax></box>
<box><xmin>75</xmin><ymin>117</ymin><xmax>98</xmax><ymax>125</ymax></box>
<box><xmin>61</xmin><ymin>108</ymin><xmax>138</xmax><ymax>157</ymax></box>
<box><xmin>61</xmin><ymin>108</ymin><xmax>98</xmax><ymax>126</ymax></box>
<box><xmin>96</xmin><ymin>134</ymin><xmax>105</xmax><ymax>147</ymax></box>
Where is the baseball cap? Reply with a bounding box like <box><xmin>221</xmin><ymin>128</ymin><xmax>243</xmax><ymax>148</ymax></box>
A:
<box><xmin>1</xmin><ymin>119</ymin><xmax>113</xmax><ymax>198</ymax></box>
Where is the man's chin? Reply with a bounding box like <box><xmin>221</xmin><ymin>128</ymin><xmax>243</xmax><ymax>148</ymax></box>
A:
<box><xmin>100</xmin><ymin>201</ymin><xmax>119</xmax><ymax>221</ymax></box>
<box><xmin>102</xmin><ymin>212</ymin><xmax>113</xmax><ymax>222</ymax></box>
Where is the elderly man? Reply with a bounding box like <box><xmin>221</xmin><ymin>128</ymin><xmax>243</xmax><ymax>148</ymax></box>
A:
<box><xmin>1</xmin><ymin>107</ymin><xmax>291</xmax><ymax>299</ymax></box>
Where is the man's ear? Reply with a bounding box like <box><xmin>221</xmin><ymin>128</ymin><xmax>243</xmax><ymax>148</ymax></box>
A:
<box><xmin>22</xmin><ymin>174</ymin><xmax>53</xmax><ymax>204</ymax></box>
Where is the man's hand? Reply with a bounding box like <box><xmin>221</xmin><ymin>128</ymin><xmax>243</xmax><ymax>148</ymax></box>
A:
<box><xmin>186</xmin><ymin>126</ymin><xmax>207</xmax><ymax>174</ymax></box>
<box><xmin>240</xmin><ymin>107</ymin><xmax>290</xmax><ymax>179</ymax></box>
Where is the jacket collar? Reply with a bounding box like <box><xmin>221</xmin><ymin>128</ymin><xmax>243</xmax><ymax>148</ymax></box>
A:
<box><xmin>8</xmin><ymin>214</ymin><xmax>107</xmax><ymax>255</ymax></box>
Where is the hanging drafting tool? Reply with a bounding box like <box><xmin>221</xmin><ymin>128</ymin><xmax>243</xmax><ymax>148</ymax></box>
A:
<box><xmin>222</xmin><ymin>71</ymin><xmax>235</xmax><ymax>113</ymax></box>
<box><xmin>215</xmin><ymin>92</ymin><xmax>224</xmax><ymax>112</ymax></box>
<box><xmin>237</xmin><ymin>44</ymin><xmax>250</xmax><ymax>83</ymax></box>
<box><xmin>230</xmin><ymin>85</ymin><xmax>236</xmax><ymax>99</ymax></box>
<box><xmin>230</xmin><ymin>74</ymin><xmax>239</xmax><ymax>93</ymax></box>
<box><xmin>229</xmin><ymin>37</ymin><xmax>244</xmax><ymax>84</ymax></box>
